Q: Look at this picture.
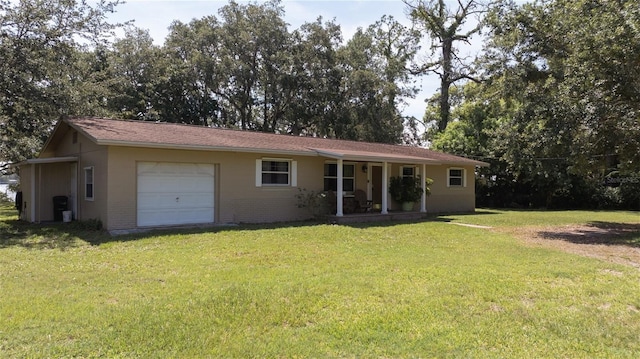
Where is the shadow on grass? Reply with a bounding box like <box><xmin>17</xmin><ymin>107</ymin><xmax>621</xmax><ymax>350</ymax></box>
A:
<box><xmin>537</xmin><ymin>222</ymin><xmax>640</xmax><ymax>247</ymax></box>
<box><xmin>0</xmin><ymin>218</ymin><xmax>110</xmax><ymax>250</ymax></box>
<box><xmin>435</xmin><ymin>209</ymin><xmax>501</xmax><ymax>219</ymax></box>
<box><xmin>0</xmin><ymin>213</ymin><xmax>336</xmax><ymax>249</ymax></box>
<box><xmin>1</xmin><ymin>214</ymin><xmax>447</xmax><ymax>248</ymax></box>
<box><xmin>0</xmin><ymin>206</ymin><xmax>505</xmax><ymax>249</ymax></box>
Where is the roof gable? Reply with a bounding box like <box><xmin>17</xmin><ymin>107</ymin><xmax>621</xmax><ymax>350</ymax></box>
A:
<box><xmin>63</xmin><ymin>117</ymin><xmax>487</xmax><ymax>166</ymax></box>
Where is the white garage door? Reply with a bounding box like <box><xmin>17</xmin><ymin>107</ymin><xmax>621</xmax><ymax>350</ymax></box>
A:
<box><xmin>137</xmin><ymin>162</ymin><xmax>214</xmax><ymax>227</ymax></box>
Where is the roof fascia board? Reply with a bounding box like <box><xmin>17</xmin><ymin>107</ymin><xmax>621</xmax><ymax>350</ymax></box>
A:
<box><xmin>96</xmin><ymin>140</ymin><xmax>316</xmax><ymax>157</ymax></box>
<box><xmin>442</xmin><ymin>160</ymin><xmax>490</xmax><ymax>167</ymax></box>
<box><xmin>313</xmin><ymin>148</ymin><xmax>442</xmax><ymax>165</ymax></box>
<box><xmin>23</xmin><ymin>156</ymin><xmax>79</xmax><ymax>165</ymax></box>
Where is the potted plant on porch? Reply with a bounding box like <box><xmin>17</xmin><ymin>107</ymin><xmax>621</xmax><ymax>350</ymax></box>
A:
<box><xmin>389</xmin><ymin>176</ymin><xmax>432</xmax><ymax>211</ymax></box>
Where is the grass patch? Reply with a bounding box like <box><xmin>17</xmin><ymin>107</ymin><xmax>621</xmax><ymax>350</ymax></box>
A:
<box><xmin>2</xmin><ymin>205</ymin><xmax>640</xmax><ymax>357</ymax></box>
<box><xmin>441</xmin><ymin>208</ymin><xmax>639</xmax><ymax>227</ymax></box>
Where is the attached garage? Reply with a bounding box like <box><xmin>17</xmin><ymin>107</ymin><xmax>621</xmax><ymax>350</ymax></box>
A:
<box><xmin>19</xmin><ymin>117</ymin><xmax>487</xmax><ymax>231</ymax></box>
<box><xmin>137</xmin><ymin>162</ymin><xmax>215</xmax><ymax>227</ymax></box>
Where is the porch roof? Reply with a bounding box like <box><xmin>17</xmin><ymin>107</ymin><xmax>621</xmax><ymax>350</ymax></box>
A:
<box><xmin>312</xmin><ymin>148</ymin><xmax>441</xmax><ymax>164</ymax></box>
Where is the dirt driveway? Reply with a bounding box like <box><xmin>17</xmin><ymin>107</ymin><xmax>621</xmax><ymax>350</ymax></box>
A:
<box><xmin>501</xmin><ymin>222</ymin><xmax>640</xmax><ymax>269</ymax></box>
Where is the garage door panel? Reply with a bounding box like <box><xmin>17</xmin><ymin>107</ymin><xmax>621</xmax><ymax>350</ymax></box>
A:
<box><xmin>137</xmin><ymin>193</ymin><xmax>214</xmax><ymax>210</ymax></box>
<box><xmin>137</xmin><ymin>162</ymin><xmax>214</xmax><ymax>227</ymax></box>
<box><xmin>138</xmin><ymin>208</ymin><xmax>214</xmax><ymax>226</ymax></box>
<box><xmin>138</xmin><ymin>177</ymin><xmax>213</xmax><ymax>193</ymax></box>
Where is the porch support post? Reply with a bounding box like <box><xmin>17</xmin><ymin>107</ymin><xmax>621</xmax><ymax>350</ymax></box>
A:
<box><xmin>37</xmin><ymin>164</ymin><xmax>42</xmax><ymax>223</ymax></box>
<box><xmin>336</xmin><ymin>158</ymin><xmax>344</xmax><ymax>216</ymax></box>
<box><xmin>420</xmin><ymin>163</ymin><xmax>427</xmax><ymax>213</ymax></box>
<box><xmin>30</xmin><ymin>164</ymin><xmax>36</xmax><ymax>222</ymax></box>
<box><xmin>381</xmin><ymin>161</ymin><xmax>388</xmax><ymax>214</ymax></box>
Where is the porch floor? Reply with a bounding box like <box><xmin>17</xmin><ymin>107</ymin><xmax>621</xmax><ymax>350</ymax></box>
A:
<box><xmin>327</xmin><ymin>211</ymin><xmax>429</xmax><ymax>224</ymax></box>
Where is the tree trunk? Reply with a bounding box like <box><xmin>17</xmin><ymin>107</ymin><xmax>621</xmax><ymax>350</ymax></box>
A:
<box><xmin>439</xmin><ymin>38</ymin><xmax>453</xmax><ymax>132</ymax></box>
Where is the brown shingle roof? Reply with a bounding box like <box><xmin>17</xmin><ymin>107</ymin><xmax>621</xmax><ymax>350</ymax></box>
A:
<box><xmin>66</xmin><ymin>117</ymin><xmax>487</xmax><ymax>166</ymax></box>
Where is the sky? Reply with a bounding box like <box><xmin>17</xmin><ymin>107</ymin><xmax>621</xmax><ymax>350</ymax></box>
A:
<box><xmin>107</xmin><ymin>0</ymin><xmax>485</xmax><ymax>120</ymax></box>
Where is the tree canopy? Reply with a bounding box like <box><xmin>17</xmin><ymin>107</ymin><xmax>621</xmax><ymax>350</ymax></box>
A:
<box><xmin>1</xmin><ymin>0</ymin><xmax>638</xmax><ymax>209</ymax></box>
<box><xmin>1</xmin><ymin>0</ymin><xmax>424</xmax><ymax>174</ymax></box>
<box><xmin>432</xmin><ymin>0</ymin><xmax>640</xmax><ymax>209</ymax></box>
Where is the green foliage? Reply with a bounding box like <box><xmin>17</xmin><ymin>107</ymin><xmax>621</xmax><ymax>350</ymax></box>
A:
<box><xmin>335</xmin><ymin>16</ymin><xmax>421</xmax><ymax>144</ymax></box>
<box><xmin>0</xmin><ymin>191</ymin><xmax>11</xmax><ymax>205</ymax></box>
<box><xmin>1</xmin><ymin>0</ymin><xmax>423</xmax><ymax>172</ymax></box>
<box><xmin>618</xmin><ymin>173</ymin><xmax>640</xmax><ymax>210</ymax></box>
<box><xmin>72</xmin><ymin>218</ymin><xmax>104</xmax><ymax>231</ymax></box>
<box><xmin>0</xmin><ymin>0</ymin><xmax>122</xmax><ymax>170</ymax></box>
<box><xmin>158</xmin><ymin>3</ymin><xmax>418</xmax><ymax>143</ymax></box>
<box><xmin>294</xmin><ymin>188</ymin><xmax>330</xmax><ymax>219</ymax></box>
<box><xmin>388</xmin><ymin>176</ymin><xmax>431</xmax><ymax>203</ymax></box>
<box><xmin>430</xmin><ymin>0</ymin><xmax>640</xmax><ymax>209</ymax></box>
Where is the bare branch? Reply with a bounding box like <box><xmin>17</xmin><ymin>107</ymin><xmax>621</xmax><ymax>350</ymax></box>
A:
<box><xmin>404</xmin><ymin>0</ymin><xmax>489</xmax><ymax>132</ymax></box>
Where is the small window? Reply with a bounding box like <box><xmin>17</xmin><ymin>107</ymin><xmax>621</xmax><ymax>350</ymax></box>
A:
<box><xmin>448</xmin><ymin>168</ymin><xmax>464</xmax><ymax>187</ymax></box>
<box><xmin>256</xmin><ymin>159</ymin><xmax>297</xmax><ymax>187</ymax></box>
<box><xmin>401</xmin><ymin>166</ymin><xmax>415</xmax><ymax>179</ymax></box>
<box><xmin>84</xmin><ymin>166</ymin><xmax>94</xmax><ymax>200</ymax></box>
<box><xmin>261</xmin><ymin>160</ymin><xmax>290</xmax><ymax>185</ymax></box>
<box><xmin>324</xmin><ymin>163</ymin><xmax>355</xmax><ymax>192</ymax></box>
<box><xmin>72</xmin><ymin>131</ymin><xmax>78</xmax><ymax>144</ymax></box>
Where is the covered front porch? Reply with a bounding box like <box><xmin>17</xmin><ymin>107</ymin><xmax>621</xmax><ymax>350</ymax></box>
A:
<box><xmin>312</xmin><ymin>147</ymin><xmax>439</xmax><ymax>219</ymax></box>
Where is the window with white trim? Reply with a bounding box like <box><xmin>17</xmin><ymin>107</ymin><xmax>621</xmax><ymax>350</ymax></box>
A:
<box><xmin>323</xmin><ymin>163</ymin><xmax>355</xmax><ymax>192</ymax></box>
<box><xmin>256</xmin><ymin>159</ymin><xmax>297</xmax><ymax>187</ymax></box>
<box><xmin>84</xmin><ymin>166</ymin><xmax>94</xmax><ymax>200</ymax></box>
<box><xmin>401</xmin><ymin>166</ymin><xmax>415</xmax><ymax>179</ymax></box>
<box><xmin>447</xmin><ymin>168</ymin><xmax>465</xmax><ymax>187</ymax></box>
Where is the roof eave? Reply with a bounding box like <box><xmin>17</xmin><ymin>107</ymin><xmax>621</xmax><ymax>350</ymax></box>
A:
<box><xmin>96</xmin><ymin>140</ymin><xmax>316</xmax><ymax>157</ymax></box>
<box><xmin>313</xmin><ymin>148</ymin><xmax>442</xmax><ymax>165</ymax></box>
<box><xmin>441</xmin><ymin>160</ymin><xmax>490</xmax><ymax>167</ymax></box>
<box><xmin>16</xmin><ymin>156</ymin><xmax>79</xmax><ymax>166</ymax></box>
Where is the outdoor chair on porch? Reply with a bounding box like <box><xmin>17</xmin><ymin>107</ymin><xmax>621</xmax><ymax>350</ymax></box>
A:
<box><xmin>354</xmin><ymin>189</ymin><xmax>373</xmax><ymax>213</ymax></box>
<box><xmin>326</xmin><ymin>190</ymin><xmax>361</xmax><ymax>214</ymax></box>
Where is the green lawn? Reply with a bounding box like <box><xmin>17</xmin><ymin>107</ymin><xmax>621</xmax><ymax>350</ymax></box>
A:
<box><xmin>1</xmin><ymin>205</ymin><xmax>639</xmax><ymax>358</ymax></box>
<box><xmin>441</xmin><ymin>208</ymin><xmax>640</xmax><ymax>227</ymax></box>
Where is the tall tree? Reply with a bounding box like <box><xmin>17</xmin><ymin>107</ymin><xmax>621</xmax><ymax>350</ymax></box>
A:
<box><xmin>482</xmin><ymin>0</ymin><xmax>640</xmax><ymax>174</ymax></box>
<box><xmin>0</xmin><ymin>0</ymin><xmax>121</xmax><ymax>172</ymax></box>
<box><xmin>286</xmin><ymin>17</ymin><xmax>343</xmax><ymax>137</ymax></box>
<box><xmin>164</xmin><ymin>16</ymin><xmax>223</xmax><ymax>126</ymax></box>
<box><xmin>337</xmin><ymin>16</ymin><xmax>420</xmax><ymax>143</ymax></box>
<box><xmin>215</xmin><ymin>0</ymin><xmax>288</xmax><ymax>130</ymax></box>
<box><xmin>435</xmin><ymin>0</ymin><xmax>640</xmax><ymax>209</ymax></box>
<box><xmin>106</xmin><ymin>27</ymin><xmax>163</xmax><ymax>121</ymax></box>
<box><xmin>405</xmin><ymin>0</ymin><xmax>487</xmax><ymax>133</ymax></box>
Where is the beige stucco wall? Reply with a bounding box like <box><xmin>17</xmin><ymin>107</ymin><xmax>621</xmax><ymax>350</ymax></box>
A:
<box><xmin>39</xmin><ymin>163</ymin><xmax>73</xmax><ymax>222</ymax></box>
<box><xmin>105</xmin><ymin>146</ymin><xmax>333</xmax><ymax>230</ymax></box>
<box><xmin>381</xmin><ymin>163</ymin><xmax>476</xmax><ymax>213</ymax></box>
<box><xmin>51</xmin><ymin>128</ymin><xmax>109</xmax><ymax>223</ymax></box>
<box><xmin>53</xmin><ymin>129</ymin><xmax>80</xmax><ymax>157</ymax></box>
<box><xmin>18</xmin><ymin>162</ymin><xmax>75</xmax><ymax>222</ymax></box>
<box><xmin>425</xmin><ymin>164</ymin><xmax>476</xmax><ymax>213</ymax></box>
<box><xmin>18</xmin><ymin>164</ymin><xmax>32</xmax><ymax>222</ymax></box>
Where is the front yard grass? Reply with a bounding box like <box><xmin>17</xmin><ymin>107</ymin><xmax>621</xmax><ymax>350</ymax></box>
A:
<box><xmin>1</xmin><ymin>205</ymin><xmax>639</xmax><ymax>357</ymax></box>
